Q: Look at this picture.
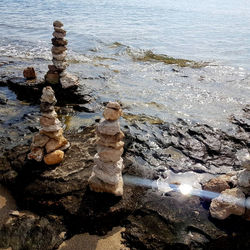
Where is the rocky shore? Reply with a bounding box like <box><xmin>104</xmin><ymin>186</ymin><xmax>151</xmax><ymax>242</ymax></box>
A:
<box><xmin>0</xmin><ymin>61</ymin><xmax>250</xmax><ymax>249</ymax></box>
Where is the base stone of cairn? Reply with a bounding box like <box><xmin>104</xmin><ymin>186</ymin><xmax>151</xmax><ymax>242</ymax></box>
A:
<box><xmin>28</xmin><ymin>86</ymin><xmax>69</xmax><ymax>165</ymax></box>
<box><xmin>88</xmin><ymin>102</ymin><xmax>124</xmax><ymax>196</ymax></box>
<box><xmin>45</xmin><ymin>20</ymin><xmax>79</xmax><ymax>89</ymax></box>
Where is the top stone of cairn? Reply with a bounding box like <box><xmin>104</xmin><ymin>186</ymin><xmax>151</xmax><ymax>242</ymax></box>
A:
<box><xmin>53</xmin><ymin>20</ymin><xmax>63</xmax><ymax>28</ymax></box>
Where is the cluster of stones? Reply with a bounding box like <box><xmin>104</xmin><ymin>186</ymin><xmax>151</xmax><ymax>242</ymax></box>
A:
<box><xmin>203</xmin><ymin>151</ymin><xmax>250</xmax><ymax>220</ymax></box>
<box><xmin>45</xmin><ymin>20</ymin><xmax>79</xmax><ymax>89</ymax></box>
<box><xmin>88</xmin><ymin>102</ymin><xmax>124</xmax><ymax>196</ymax></box>
<box><xmin>28</xmin><ymin>86</ymin><xmax>69</xmax><ymax>165</ymax></box>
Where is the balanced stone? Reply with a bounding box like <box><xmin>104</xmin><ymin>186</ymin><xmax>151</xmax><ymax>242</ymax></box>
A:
<box><xmin>44</xmin><ymin>150</ymin><xmax>64</xmax><ymax>165</ymax></box>
<box><xmin>88</xmin><ymin>101</ymin><xmax>124</xmax><ymax>196</ymax></box>
<box><xmin>28</xmin><ymin>147</ymin><xmax>44</xmax><ymax>162</ymax></box>
<box><xmin>51</xmin><ymin>45</ymin><xmax>67</xmax><ymax>54</ymax></box>
<box><xmin>97</xmin><ymin>145</ymin><xmax>123</xmax><ymax>163</ymax></box>
<box><xmin>53</xmin><ymin>20</ymin><xmax>63</xmax><ymax>28</ymax></box>
<box><xmin>45</xmin><ymin>72</ymin><xmax>60</xmax><ymax>84</ymax></box>
<box><xmin>28</xmin><ymin>87</ymin><xmax>69</xmax><ymax>165</ymax></box>
<box><xmin>31</xmin><ymin>133</ymin><xmax>50</xmax><ymax>148</ymax></box>
<box><xmin>60</xmin><ymin>72</ymin><xmax>79</xmax><ymax>89</ymax></box>
<box><xmin>107</xmin><ymin>102</ymin><xmax>121</xmax><ymax>110</ymax></box>
<box><xmin>52</xmin><ymin>52</ymin><xmax>67</xmax><ymax>61</ymax></box>
<box><xmin>103</xmin><ymin>107</ymin><xmax>122</xmax><ymax>121</ymax></box>
<box><xmin>51</xmin><ymin>38</ymin><xmax>68</xmax><ymax>46</ymax></box>
<box><xmin>54</xmin><ymin>27</ymin><xmax>66</xmax><ymax>35</ymax></box>
<box><xmin>97</xmin><ymin>119</ymin><xmax>120</xmax><ymax>136</ymax></box>
<box><xmin>40</xmin><ymin>86</ymin><xmax>57</xmax><ymax>104</ymax></box>
<box><xmin>52</xmin><ymin>60</ymin><xmax>67</xmax><ymax>71</ymax></box>
<box><xmin>52</xmin><ymin>31</ymin><xmax>66</xmax><ymax>39</ymax></box>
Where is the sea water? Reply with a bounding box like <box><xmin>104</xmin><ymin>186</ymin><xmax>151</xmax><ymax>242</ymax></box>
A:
<box><xmin>0</xmin><ymin>0</ymin><xmax>250</xmax><ymax>130</ymax></box>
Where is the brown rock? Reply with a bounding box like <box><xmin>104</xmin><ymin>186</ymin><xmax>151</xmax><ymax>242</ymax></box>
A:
<box><xmin>107</xmin><ymin>102</ymin><xmax>121</xmax><ymax>110</ymax></box>
<box><xmin>40</xmin><ymin>116</ymin><xmax>59</xmax><ymax>127</ymax></box>
<box><xmin>97</xmin><ymin>131</ymin><xmax>125</xmax><ymax>144</ymax></box>
<box><xmin>45</xmin><ymin>136</ymin><xmax>68</xmax><ymax>153</ymax></box>
<box><xmin>48</xmin><ymin>64</ymin><xmax>58</xmax><ymax>72</ymax></box>
<box><xmin>53</xmin><ymin>20</ymin><xmax>63</xmax><ymax>28</ymax></box>
<box><xmin>23</xmin><ymin>67</ymin><xmax>36</xmax><ymax>80</ymax></box>
<box><xmin>51</xmin><ymin>46</ymin><xmax>67</xmax><ymax>55</ymax></box>
<box><xmin>28</xmin><ymin>147</ymin><xmax>44</xmax><ymax>162</ymax></box>
<box><xmin>88</xmin><ymin>172</ymin><xmax>123</xmax><ymax>196</ymax></box>
<box><xmin>51</xmin><ymin>38</ymin><xmax>68</xmax><ymax>46</ymax></box>
<box><xmin>103</xmin><ymin>107</ymin><xmax>122</xmax><ymax>121</ymax></box>
<box><xmin>45</xmin><ymin>72</ymin><xmax>60</xmax><ymax>84</ymax></box>
<box><xmin>44</xmin><ymin>150</ymin><xmax>64</xmax><ymax>165</ymax></box>
<box><xmin>31</xmin><ymin>133</ymin><xmax>50</xmax><ymax>147</ymax></box>
<box><xmin>52</xmin><ymin>31</ymin><xmax>66</xmax><ymax>39</ymax></box>
<box><xmin>97</xmin><ymin>145</ymin><xmax>123</xmax><ymax>163</ymax></box>
<box><xmin>52</xmin><ymin>52</ymin><xmax>67</xmax><ymax>61</ymax></box>
<box><xmin>97</xmin><ymin>139</ymin><xmax>124</xmax><ymax>149</ymax></box>
<box><xmin>97</xmin><ymin>119</ymin><xmax>120</xmax><ymax>136</ymax></box>
<box><xmin>40</xmin><ymin>86</ymin><xmax>57</xmax><ymax>104</ymax></box>
<box><xmin>42</xmin><ymin>110</ymin><xmax>57</xmax><ymax>119</ymax></box>
<box><xmin>54</xmin><ymin>27</ymin><xmax>66</xmax><ymax>35</ymax></box>
<box><xmin>40</xmin><ymin>128</ymin><xmax>63</xmax><ymax>139</ymax></box>
<box><xmin>210</xmin><ymin>188</ymin><xmax>245</xmax><ymax>220</ymax></box>
<box><xmin>203</xmin><ymin>175</ymin><xmax>231</xmax><ymax>193</ymax></box>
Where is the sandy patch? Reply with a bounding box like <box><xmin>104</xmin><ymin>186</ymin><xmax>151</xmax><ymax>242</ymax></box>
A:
<box><xmin>58</xmin><ymin>226</ymin><xmax>128</xmax><ymax>250</ymax></box>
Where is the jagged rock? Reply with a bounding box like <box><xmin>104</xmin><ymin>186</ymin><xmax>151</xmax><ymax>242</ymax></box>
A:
<box><xmin>45</xmin><ymin>136</ymin><xmax>68</xmax><ymax>153</ymax></box>
<box><xmin>28</xmin><ymin>147</ymin><xmax>44</xmax><ymax>162</ymax></box>
<box><xmin>202</xmin><ymin>175</ymin><xmax>231</xmax><ymax>193</ymax></box>
<box><xmin>51</xmin><ymin>46</ymin><xmax>67</xmax><ymax>54</ymax></box>
<box><xmin>31</xmin><ymin>133</ymin><xmax>50</xmax><ymax>147</ymax></box>
<box><xmin>97</xmin><ymin>145</ymin><xmax>123</xmax><ymax>163</ymax></box>
<box><xmin>97</xmin><ymin>119</ymin><xmax>120</xmax><ymax>136</ymax></box>
<box><xmin>23</xmin><ymin>67</ymin><xmax>36</xmax><ymax>80</ymax></box>
<box><xmin>237</xmin><ymin>170</ymin><xmax>250</xmax><ymax>194</ymax></box>
<box><xmin>53</xmin><ymin>20</ymin><xmax>63</xmax><ymax>28</ymax></box>
<box><xmin>60</xmin><ymin>72</ymin><xmax>79</xmax><ymax>89</ymax></box>
<box><xmin>210</xmin><ymin>188</ymin><xmax>246</xmax><ymax>220</ymax></box>
<box><xmin>44</xmin><ymin>150</ymin><xmax>64</xmax><ymax>165</ymax></box>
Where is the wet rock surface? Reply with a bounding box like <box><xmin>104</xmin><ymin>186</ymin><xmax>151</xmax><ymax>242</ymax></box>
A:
<box><xmin>0</xmin><ymin>105</ymin><xmax>249</xmax><ymax>249</ymax></box>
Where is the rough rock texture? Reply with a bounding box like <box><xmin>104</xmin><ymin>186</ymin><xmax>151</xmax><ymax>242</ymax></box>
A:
<box><xmin>210</xmin><ymin>188</ymin><xmax>246</xmax><ymax>220</ymax></box>
<box><xmin>0</xmin><ymin>211</ymin><xmax>65</xmax><ymax>250</ymax></box>
<box><xmin>202</xmin><ymin>175</ymin><xmax>232</xmax><ymax>193</ymax></box>
<box><xmin>0</xmin><ymin>106</ymin><xmax>250</xmax><ymax>249</ymax></box>
<box><xmin>23</xmin><ymin>67</ymin><xmax>36</xmax><ymax>80</ymax></box>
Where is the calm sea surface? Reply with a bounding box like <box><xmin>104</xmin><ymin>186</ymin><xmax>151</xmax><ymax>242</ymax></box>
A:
<box><xmin>0</xmin><ymin>0</ymin><xmax>250</xmax><ymax>130</ymax></box>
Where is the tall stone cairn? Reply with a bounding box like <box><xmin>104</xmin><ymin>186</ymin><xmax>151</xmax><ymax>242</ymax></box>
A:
<box><xmin>28</xmin><ymin>86</ymin><xmax>70</xmax><ymax>165</ymax></box>
<box><xmin>88</xmin><ymin>102</ymin><xmax>124</xmax><ymax>196</ymax></box>
<box><xmin>45</xmin><ymin>20</ymin><xmax>79</xmax><ymax>88</ymax></box>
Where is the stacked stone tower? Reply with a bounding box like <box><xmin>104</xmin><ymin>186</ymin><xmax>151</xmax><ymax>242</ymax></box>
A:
<box><xmin>28</xmin><ymin>86</ymin><xmax>69</xmax><ymax>165</ymax></box>
<box><xmin>88</xmin><ymin>102</ymin><xmax>124</xmax><ymax>196</ymax></box>
<box><xmin>45</xmin><ymin>20</ymin><xmax>79</xmax><ymax>88</ymax></box>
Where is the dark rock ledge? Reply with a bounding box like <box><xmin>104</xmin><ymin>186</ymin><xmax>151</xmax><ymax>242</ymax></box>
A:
<box><xmin>0</xmin><ymin>105</ymin><xmax>249</xmax><ymax>250</ymax></box>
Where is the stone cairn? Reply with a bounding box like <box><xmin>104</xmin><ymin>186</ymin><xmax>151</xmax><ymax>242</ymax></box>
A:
<box><xmin>88</xmin><ymin>102</ymin><xmax>124</xmax><ymax>196</ymax></box>
<box><xmin>28</xmin><ymin>86</ymin><xmax>70</xmax><ymax>165</ymax></box>
<box><xmin>45</xmin><ymin>20</ymin><xmax>79</xmax><ymax>89</ymax></box>
<box><xmin>205</xmin><ymin>151</ymin><xmax>250</xmax><ymax>220</ymax></box>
